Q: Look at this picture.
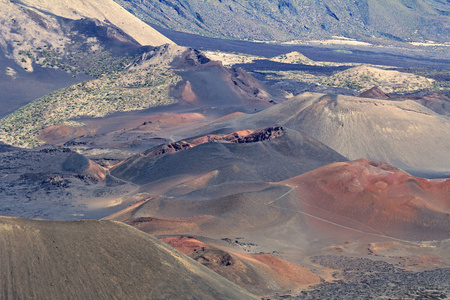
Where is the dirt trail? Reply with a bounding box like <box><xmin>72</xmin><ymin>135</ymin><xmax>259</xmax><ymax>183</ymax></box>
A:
<box><xmin>266</xmin><ymin>184</ymin><xmax>420</xmax><ymax>245</ymax></box>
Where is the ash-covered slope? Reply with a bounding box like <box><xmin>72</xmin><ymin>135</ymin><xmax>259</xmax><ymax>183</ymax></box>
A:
<box><xmin>1</xmin><ymin>0</ymin><xmax>171</xmax><ymax>62</ymax></box>
<box><xmin>245</xmin><ymin>92</ymin><xmax>450</xmax><ymax>174</ymax></box>
<box><xmin>0</xmin><ymin>217</ymin><xmax>256</xmax><ymax>300</ymax></box>
<box><xmin>172</xmin><ymin>60</ymin><xmax>276</xmax><ymax>108</ymax></box>
<box><xmin>114</xmin><ymin>0</ymin><xmax>450</xmax><ymax>44</ymax></box>
<box><xmin>106</xmin><ymin>157</ymin><xmax>450</xmax><ymax>278</ymax></box>
<box><xmin>16</xmin><ymin>0</ymin><xmax>173</xmax><ymax>47</ymax></box>
<box><xmin>110</xmin><ymin>126</ymin><xmax>347</xmax><ymax>186</ymax></box>
<box><xmin>109</xmin><ymin>159</ymin><xmax>449</xmax><ymax>245</ymax></box>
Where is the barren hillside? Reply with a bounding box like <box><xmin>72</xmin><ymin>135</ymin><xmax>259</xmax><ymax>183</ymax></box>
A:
<box><xmin>114</xmin><ymin>0</ymin><xmax>450</xmax><ymax>44</ymax></box>
<box><xmin>245</xmin><ymin>92</ymin><xmax>450</xmax><ymax>174</ymax></box>
<box><xmin>0</xmin><ymin>217</ymin><xmax>256</xmax><ymax>299</ymax></box>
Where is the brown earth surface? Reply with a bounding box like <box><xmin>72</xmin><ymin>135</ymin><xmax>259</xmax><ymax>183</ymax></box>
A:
<box><xmin>284</xmin><ymin>159</ymin><xmax>450</xmax><ymax>241</ymax></box>
<box><xmin>161</xmin><ymin>236</ymin><xmax>321</xmax><ymax>296</ymax></box>
<box><xmin>37</xmin><ymin>124</ymin><xmax>96</xmax><ymax>144</ymax></box>
<box><xmin>0</xmin><ymin>217</ymin><xmax>257</xmax><ymax>300</ymax></box>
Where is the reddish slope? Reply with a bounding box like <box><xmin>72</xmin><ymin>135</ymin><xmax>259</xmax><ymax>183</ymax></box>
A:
<box><xmin>124</xmin><ymin>216</ymin><xmax>215</xmax><ymax>235</ymax></box>
<box><xmin>37</xmin><ymin>124</ymin><xmax>95</xmax><ymax>144</ymax></box>
<box><xmin>284</xmin><ymin>159</ymin><xmax>450</xmax><ymax>241</ymax></box>
<box><xmin>62</xmin><ymin>152</ymin><xmax>107</xmax><ymax>181</ymax></box>
<box><xmin>170</xmin><ymin>60</ymin><xmax>277</xmax><ymax>108</ymax></box>
<box><xmin>161</xmin><ymin>236</ymin><xmax>320</xmax><ymax>296</ymax></box>
<box><xmin>358</xmin><ymin>86</ymin><xmax>390</xmax><ymax>99</ymax></box>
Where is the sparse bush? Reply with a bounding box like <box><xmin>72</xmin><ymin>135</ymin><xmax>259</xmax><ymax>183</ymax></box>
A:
<box><xmin>0</xmin><ymin>69</ymin><xmax>181</xmax><ymax>148</ymax></box>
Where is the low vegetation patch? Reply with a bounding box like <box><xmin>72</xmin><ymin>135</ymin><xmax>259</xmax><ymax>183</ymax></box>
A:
<box><xmin>259</xmin><ymin>65</ymin><xmax>435</xmax><ymax>94</ymax></box>
<box><xmin>0</xmin><ymin>69</ymin><xmax>180</xmax><ymax>148</ymax></box>
<box><xmin>321</xmin><ymin>65</ymin><xmax>435</xmax><ymax>93</ymax></box>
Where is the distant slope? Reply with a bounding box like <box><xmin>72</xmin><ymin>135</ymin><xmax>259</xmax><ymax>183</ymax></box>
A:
<box><xmin>359</xmin><ymin>87</ymin><xmax>450</xmax><ymax>117</ymax></box>
<box><xmin>0</xmin><ymin>0</ymin><xmax>172</xmax><ymax>117</ymax></box>
<box><xmin>250</xmin><ymin>62</ymin><xmax>439</xmax><ymax>98</ymax></box>
<box><xmin>18</xmin><ymin>0</ymin><xmax>173</xmax><ymax>47</ymax></box>
<box><xmin>0</xmin><ymin>217</ymin><xmax>256</xmax><ymax>299</ymax></box>
<box><xmin>321</xmin><ymin>65</ymin><xmax>435</xmax><ymax>93</ymax></box>
<box><xmin>0</xmin><ymin>44</ymin><xmax>278</xmax><ymax>148</ymax></box>
<box><xmin>1</xmin><ymin>0</ymin><xmax>172</xmax><ymax>71</ymax></box>
<box><xmin>0</xmin><ymin>59</ymin><xmax>181</xmax><ymax>148</ymax></box>
<box><xmin>113</xmin><ymin>0</ymin><xmax>450</xmax><ymax>43</ymax></box>
<box><xmin>244</xmin><ymin>92</ymin><xmax>450</xmax><ymax>174</ymax></box>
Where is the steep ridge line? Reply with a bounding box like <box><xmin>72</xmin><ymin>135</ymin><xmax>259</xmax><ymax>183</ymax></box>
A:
<box><xmin>16</xmin><ymin>0</ymin><xmax>174</xmax><ymax>46</ymax></box>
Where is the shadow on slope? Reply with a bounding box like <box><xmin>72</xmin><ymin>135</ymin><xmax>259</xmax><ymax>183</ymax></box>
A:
<box><xmin>110</xmin><ymin>126</ymin><xmax>347</xmax><ymax>187</ymax></box>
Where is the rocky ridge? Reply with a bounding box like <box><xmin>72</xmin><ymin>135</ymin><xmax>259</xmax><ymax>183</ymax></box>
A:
<box><xmin>141</xmin><ymin>126</ymin><xmax>285</xmax><ymax>157</ymax></box>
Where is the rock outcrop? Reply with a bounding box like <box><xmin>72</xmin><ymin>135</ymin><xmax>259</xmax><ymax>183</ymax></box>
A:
<box><xmin>142</xmin><ymin>126</ymin><xmax>285</xmax><ymax>157</ymax></box>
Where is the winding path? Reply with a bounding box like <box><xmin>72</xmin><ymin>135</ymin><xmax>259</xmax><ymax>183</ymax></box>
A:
<box><xmin>266</xmin><ymin>184</ymin><xmax>420</xmax><ymax>245</ymax></box>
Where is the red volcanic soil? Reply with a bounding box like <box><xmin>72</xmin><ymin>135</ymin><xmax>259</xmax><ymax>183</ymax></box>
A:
<box><xmin>37</xmin><ymin>124</ymin><xmax>95</xmax><ymax>143</ymax></box>
<box><xmin>85</xmin><ymin>160</ymin><xmax>107</xmax><ymax>181</ymax></box>
<box><xmin>283</xmin><ymin>159</ymin><xmax>450</xmax><ymax>241</ymax></box>
<box><xmin>79</xmin><ymin>111</ymin><xmax>207</xmax><ymax>136</ymax></box>
<box><xmin>161</xmin><ymin>236</ymin><xmax>320</xmax><ymax>295</ymax></box>
<box><xmin>170</xmin><ymin>80</ymin><xmax>201</xmax><ymax>105</ymax></box>
<box><xmin>62</xmin><ymin>152</ymin><xmax>107</xmax><ymax>181</ymax></box>
<box><xmin>105</xmin><ymin>197</ymin><xmax>216</xmax><ymax>235</ymax></box>
<box><xmin>190</xmin><ymin>126</ymin><xmax>283</xmax><ymax>145</ymax></box>
<box><xmin>180</xmin><ymin>81</ymin><xmax>198</xmax><ymax>103</ymax></box>
<box><xmin>405</xmin><ymin>92</ymin><xmax>450</xmax><ymax>116</ymax></box>
<box><xmin>249</xmin><ymin>254</ymin><xmax>320</xmax><ymax>286</ymax></box>
<box><xmin>358</xmin><ymin>86</ymin><xmax>389</xmax><ymax>99</ymax></box>
<box><xmin>161</xmin><ymin>236</ymin><xmax>210</xmax><ymax>256</ymax></box>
